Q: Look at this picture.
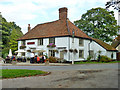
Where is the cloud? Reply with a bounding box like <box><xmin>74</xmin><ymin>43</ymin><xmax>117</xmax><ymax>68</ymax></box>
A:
<box><xmin>0</xmin><ymin>0</ymin><xmax>118</xmax><ymax>34</ymax></box>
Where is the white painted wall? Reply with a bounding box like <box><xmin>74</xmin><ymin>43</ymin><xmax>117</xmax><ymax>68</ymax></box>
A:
<box><xmin>106</xmin><ymin>51</ymin><xmax>116</xmax><ymax>59</ymax></box>
<box><xmin>116</xmin><ymin>45</ymin><xmax>120</xmax><ymax>52</ymax></box>
<box><xmin>18</xmin><ymin>36</ymin><xmax>117</xmax><ymax>61</ymax></box>
<box><xmin>90</xmin><ymin>41</ymin><xmax>106</xmax><ymax>60</ymax></box>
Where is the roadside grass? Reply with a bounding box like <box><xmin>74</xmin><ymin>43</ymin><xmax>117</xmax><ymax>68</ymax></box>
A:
<box><xmin>75</xmin><ymin>60</ymin><xmax>120</xmax><ymax>64</ymax></box>
<box><xmin>0</xmin><ymin>69</ymin><xmax>48</xmax><ymax>79</ymax></box>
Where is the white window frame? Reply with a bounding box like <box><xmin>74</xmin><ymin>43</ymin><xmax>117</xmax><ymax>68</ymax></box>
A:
<box><xmin>79</xmin><ymin>39</ymin><xmax>84</xmax><ymax>46</ymax></box>
<box><xmin>49</xmin><ymin>38</ymin><xmax>55</xmax><ymax>44</ymax></box>
<box><xmin>49</xmin><ymin>50</ymin><xmax>55</xmax><ymax>57</ymax></box>
<box><xmin>79</xmin><ymin>50</ymin><xmax>84</xmax><ymax>58</ymax></box>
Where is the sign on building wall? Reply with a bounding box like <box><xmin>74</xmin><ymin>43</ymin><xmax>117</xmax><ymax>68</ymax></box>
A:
<box><xmin>27</xmin><ymin>42</ymin><xmax>35</xmax><ymax>45</ymax></box>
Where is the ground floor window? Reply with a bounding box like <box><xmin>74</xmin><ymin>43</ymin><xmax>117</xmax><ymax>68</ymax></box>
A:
<box><xmin>49</xmin><ymin>50</ymin><xmax>55</xmax><ymax>57</ymax></box>
<box><xmin>21</xmin><ymin>52</ymin><xmax>25</xmax><ymax>56</ymax></box>
<box><xmin>79</xmin><ymin>50</ymin><xmax>84</xmax><ymax>58</ymax></box>
<box><xmin>89</xmin><ymin>50</ymin><xmax>94</xmax><ymax>58</ymax></box>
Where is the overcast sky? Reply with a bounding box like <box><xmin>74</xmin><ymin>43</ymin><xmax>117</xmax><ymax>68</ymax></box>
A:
<box><xmin>0</xmin><ymin>0</ymin><xmax>118</xmax><ymax>34</ymax></box>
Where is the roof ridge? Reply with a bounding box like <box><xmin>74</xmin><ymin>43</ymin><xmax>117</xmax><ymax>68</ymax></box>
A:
<box><xmin>66</xmin><ymin>19</ymin><xmax>71</xmax><ymax>35</ymax></box>
<box><xmin>37</xmin><ymin>20</ymin><xmax>59</xmax><ymax>26</ymax></box>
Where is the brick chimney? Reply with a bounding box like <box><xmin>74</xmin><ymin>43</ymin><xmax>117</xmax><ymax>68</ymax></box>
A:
<box><xmin>28</xmin><ymin>24</ymin><xmax>31</xmax><ymax>32</ymax></box>
<box><xmin>59</xmin><ymin>7</ymin><xmax>68</xmax><ymax>20</ymax></box>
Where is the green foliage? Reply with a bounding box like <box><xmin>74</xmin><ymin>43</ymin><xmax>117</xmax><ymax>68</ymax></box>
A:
<box><xmin>2</xmin><ymin>69</ymin><xmax>47</xmax><ymax>79</ymax></box>
<box><xmin>87</xmin><ymin>56</ymin><xmax>92</xmax><ymax>61</ymax></box>
<box><xmin>49</xmin><ymin>56</ymin><xmax>57</xmax><ymax>63</ymax></box>
<box><xmin>100</xmin><ymin>55</ymin><xmax>111</xmax><ymax>62</ymax></box>
<box><xmin>1</xmin><ymin>14</ymin><xmax>23</xmax><ymax>57</ymax></box>
<box><xmin>2</xmin><ymin>47</ymin><xmax>9</xmax><ymax>59</ymax></box>
<box><xmin>74</xmin><ymin>7</ymin><xmax>119</xmax><ymax>42</ymax></box>
<box><xmin>105</xmin><ymin>0</ymin><xmax>120</xmax><ymax>12</ymax></box>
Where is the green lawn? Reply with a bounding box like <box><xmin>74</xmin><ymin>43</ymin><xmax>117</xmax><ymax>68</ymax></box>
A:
<box><xmin>75</xmin><ymin>61</ymin><xmax>120</xmax><ymax>64</ymax></box>
<box><xmin>0</xmin><ymin>69</ymin><xmax>48</xmax><ymax>79</ymax></box>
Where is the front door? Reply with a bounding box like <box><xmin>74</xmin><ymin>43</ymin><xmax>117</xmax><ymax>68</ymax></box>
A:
<box><xmin>117</xmin><ymin>52</ymin><xmax>120</xmax><ymax>61</ymax></box>
<box><xmin>60</xmin><ymin>51</ymin><xmax>64</xmax><ymax>59</ymax></box>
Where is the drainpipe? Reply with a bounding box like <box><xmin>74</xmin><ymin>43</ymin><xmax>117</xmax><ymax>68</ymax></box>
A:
<box><xmin>66</xmin><ymin>20</ymin><xmax>70</xmax><ymax>61</ymax></box>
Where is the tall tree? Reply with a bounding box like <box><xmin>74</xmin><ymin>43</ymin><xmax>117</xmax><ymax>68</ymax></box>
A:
<box><xmin>74</xmin><ymin>7</ymin><xmax>120</xmax><ymax>42</ymax></box>
<box><xmin>9</xmin><ymin>23</ymin><xmax>23</xmax><ymax>53</ymax></box>
<box><xmin>1</xmin><ymin>14</ymin><xmax>23</xmax><ymax>58</ymax></box>
<box><xmin>9</xmin><ymin>28</ymin><xmax>19</xmax><ymax>53</ymax></box>
<box><xmin>105</xmin><ymin>0</ymin><xmax>120</xmax><ymax>34</ymax></box>
<box><xmin>105</xmin><ymin>0</ymin><xmax>120</xmax><ymax>12</ymax></box>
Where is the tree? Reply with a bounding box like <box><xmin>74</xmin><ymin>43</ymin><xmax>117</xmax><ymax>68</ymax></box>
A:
<box><xmin>74</xmin><ymin>7</ymin><xmax>120</xmax><ymax>42</ymax></box>
<box><xmin>105</xmin><ymin>0</ymin><xmax>120</xmax><ymax>12</ymax></box>
<box><xmin>9</xmin><ymin>28</ymin><xmax>19</xmax><ymax>53</ymax></box>
<box><xmin>9</xmin><ymin>24</ymin><xmax>23</xmax><ymax>54</ymax></box>
<box><xmin>1</xmin><ymin>14</ymin><xmax>23</xmax><ymax>58</ymax></box>
<box><xmin>105</xmin><ymin>0</ymin><xmax>120</xmax><ymax>34</ymax></box>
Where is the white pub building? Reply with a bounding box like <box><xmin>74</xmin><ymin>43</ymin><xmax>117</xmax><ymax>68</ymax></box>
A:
<box><xmin>17</xmin><ymin>7</ymin><xmax>117</xmax><ymax>62</ymax></box>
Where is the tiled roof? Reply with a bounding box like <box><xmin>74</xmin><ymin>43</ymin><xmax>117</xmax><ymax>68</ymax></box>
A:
<box><xmin>92</xmin><ymin>38</ymin><xmax>117</xmax><ymax>51</ymax></box>
<box><xmin>111</xmin><ymin>35</ymin><xmax>120</xmax><ymax>48</ymax></box>
<box><xmin>17</xmin><ymin>19</ymin><xmax>91</xmax><ymax>40</ymax></box>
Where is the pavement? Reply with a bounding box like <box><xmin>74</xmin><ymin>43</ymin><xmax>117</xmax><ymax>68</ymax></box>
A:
<box><xmin>0</xmin><ymin>60</ymin><xmax>71</xmax><ymax>66</ymax></box>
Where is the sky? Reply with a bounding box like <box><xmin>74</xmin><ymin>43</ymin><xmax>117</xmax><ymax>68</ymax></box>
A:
<box><xmin>0</xmin><ymin>0</ymin><xmax>118</xmax><ymax>34</ymax></box>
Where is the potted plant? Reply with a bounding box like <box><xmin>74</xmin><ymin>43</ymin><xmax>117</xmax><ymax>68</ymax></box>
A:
<box><xmin>45</xmin><ymin>58</ymin><xmax>49</xmax><ymax>65</ymax></box>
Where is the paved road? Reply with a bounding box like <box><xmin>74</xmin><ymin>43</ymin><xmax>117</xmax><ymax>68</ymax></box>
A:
<box><xmin>1</xmin><ymin>63</ymin><xmax>120</xmax><ymax>88</ymax></box>
<box><xmin>1</xmin><ymin>63</ymin><xmax>119</xmax><ymax>71</ymax></box>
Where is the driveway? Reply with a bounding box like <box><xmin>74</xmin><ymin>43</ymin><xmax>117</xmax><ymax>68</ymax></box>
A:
<box><xmin>1</xmin><ymin>63</ymin><xmax>119</xmax><ymax>88</ymax></box>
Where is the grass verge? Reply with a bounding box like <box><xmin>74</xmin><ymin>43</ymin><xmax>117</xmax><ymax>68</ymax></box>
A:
<box><xmin>0</xmin><ymin>69</ymin><xmax>48</xmax><ymax>79</ymax></box>
<box><xmin>75</xmin><ymin>61</ymin><xmax>120</xmax><ymax>64</ymax></box>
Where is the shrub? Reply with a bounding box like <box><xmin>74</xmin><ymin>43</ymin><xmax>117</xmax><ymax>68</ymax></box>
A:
<box><xmin>100</xmin><ymin>55</ymin><xmax>111</xmax><ymax>62</ymax></box>
<box><xmin>49</xmin><ymin>56</ymin><xmax>57</xmax><ymax>63</ymax></box>
<box><xmin>2</xmin><ymin>47</ymin><xmax>9</xmax><ymax>59</ymax></box>
<box><xmin>87</xmin><ymin>56</ymin><xmax>92</xmax><ymax>62</ymax></box>
<box><xmin>56</xmin><ymin>57</ymin><xmax>67</xmax><ymax>63</ymax></box>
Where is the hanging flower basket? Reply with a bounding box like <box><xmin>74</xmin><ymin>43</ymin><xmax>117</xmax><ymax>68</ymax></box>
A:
<box><xmin>62</xmin><ymin>50</ymin><xmax>67</xmax><ymax>52</ymax></box>
<box><xmin>64</xmin><ymin>50</ymin><xmax>67</xmax><ymax>52</ymax></box>
<box><xmin>73</xmin><ymin>49</ymin><xmax>78</xmax><ymax>53</ymax></box>
<box><xmin>27</xmin><ymin>50</ymin><xmax>31</xmax><ymax>52</ymax></box>
<box><xmin>54</xmin><ymin>50</ymin><xmax>59</xmax><ymax>53</ymax></box>
<box><xmin>69</xmin><ymin>49</ymin><xmax>73</xmax><ymax>52</ymax></box>
<box><xmin>20</xmin><ymin>45</ymin><xmax>26</xmax><ymax>49</ymax></box>
<box><xmin>47</xmin><ymin>43</ymin><xmax>56</xmax><ymax>48</ymax></box>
